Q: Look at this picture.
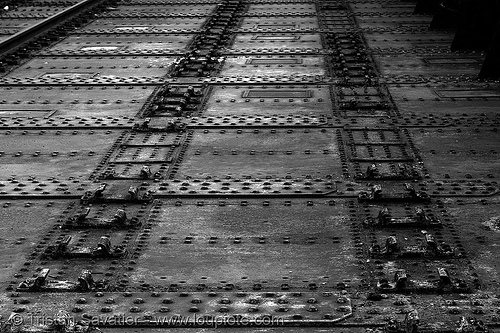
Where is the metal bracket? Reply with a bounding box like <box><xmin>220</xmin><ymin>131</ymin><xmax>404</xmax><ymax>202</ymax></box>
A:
<box><xmin>377</xmin><ymin>268</ymin><xmax>470</xmax><ymax>294</ymax></box>
<box><xmin>66</xmin><ymin>208</ymin><xmax>141</xmax><ymax>229</ymax></box>
<box><xmin>358</xmin><ymin>184</ymin><xmax>431</xmax><ymax>203</ymax></box>
<box><xmin>17</xmin><ymin>269</ymin><xmax>100</xmax><ymax>292</ymax></box>
<box><xmin>356</xmin><ymin>163</ymin><xmax>422</xmax><ymax>180</ymax></box>
<box><xmin>369</xmin><ymin>233</ymin><xmax>457</xmax><ymax>259</ymax></box>
<box><xmin>364</xmin><ymin>207</ymin><xmax>441</xmax><ymax>228</ymax></box>
<box><xmin>44</xmin><ymin>236</ymin><xmax>127</xmax><ymax>259</ymax></box>
<box><xmin>80</xmin><ymin>184</ymin><xmax>153</xmax><ymax>204</ymax></box>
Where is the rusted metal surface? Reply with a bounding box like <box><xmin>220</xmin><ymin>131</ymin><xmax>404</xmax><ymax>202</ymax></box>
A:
<box><xmin>0</xmin><ymin>0</ymin><xmax>500</xmax><ymax>332</ymax></box>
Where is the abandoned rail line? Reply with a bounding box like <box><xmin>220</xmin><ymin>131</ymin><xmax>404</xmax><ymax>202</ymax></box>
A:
<box><xmin>0</xmin><ymin>0</ymin><xmax>499</xmax><ymax>332</ymax></box>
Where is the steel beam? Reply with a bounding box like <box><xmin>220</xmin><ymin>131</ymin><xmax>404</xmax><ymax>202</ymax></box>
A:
<box><xmin>479</xmin><ymin>22</ymin><xmax>500</xmax><ymax>79</ymax></box>
<box><xmin>413</xmin><ymin>0</ymin><xmax>439</xmax><ymax>14</ymax></box>
<box><xmin>430</xmin><ymin>0</ymin><xmax>460</xmax><ymax>30</ymax></box>
<box><xmin>451</xmin><ymin>0</ymin><xmax>500</xmax><ymax>50</ymax></box>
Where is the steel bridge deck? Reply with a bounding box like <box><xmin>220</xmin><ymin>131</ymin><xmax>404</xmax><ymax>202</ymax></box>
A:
<box><xmin>0</xmin><ymin>0</ymin><xmax>499</xmax><ymax>332</ymax></box>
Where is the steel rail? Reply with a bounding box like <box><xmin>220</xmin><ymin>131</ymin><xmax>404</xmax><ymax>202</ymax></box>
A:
<box><xmin>0</xmin><ymin>0</ymin><xmax>107</xmax><ymax>56</ymax></box>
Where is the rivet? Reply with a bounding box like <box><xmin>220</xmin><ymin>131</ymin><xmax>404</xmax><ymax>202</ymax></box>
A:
<box><xmin>220</xmin><ymin>297</ymin><xmax>231</xmax><ymax>304</ymax></box>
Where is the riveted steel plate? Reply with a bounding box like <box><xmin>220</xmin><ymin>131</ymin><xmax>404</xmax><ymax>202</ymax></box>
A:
<box><xmin>375</xmin><ymin>56</ymin><xmax>482</xmax><ymax>77</ymax></box>
<box><xmin>116</xmin><ymin>132</ymin><xmax>180</xmax><ymax>147</ymax></box>
<box><xmin>42</xmin><ymin>229</ymin><xmax>131</xmax><ymax>258</ymax></box>
<box><xmin>347</xmin><ymin>144</ymin><xmax>412</xmax><ymax>163</ymax></box>
<box><xmin>100</xmin><ymin>4</ymin><xmax>216</xmax><ymax>15</ymax></box>
<box><xmin>347</xmin><ymin>128</ymin><xmax>402</xmax><ymax>144</ymax></box>
<box><xmin>109</xmin><ymin>147</ymin><xmax>173</xmax><ymax>164</ymax></box>
<box><xmin>183</xmin><ymin>115</ymin><xmax>328</xmax><ymax>128</ymax></box>
<box><xmin>232</xmin><ymin>33</ymin><xmax>322</xmax><ymax>49</ymax></box>
<box><xmin>128</xmin><ymin>199</ymin><xmax>357</xmax><ymax>287</ymax></box>
<box><xmin>0</xmin><ymin>19</ymin><xmax>38</xmax><ymax>29</ymax></box>
<box><xmin>374</xmin><ymin>259</ymin><xmax>474</xmax><ymax>293</ymax></box>
<box><xmin>345</xmin><ymin>127</ymin><xmax>415</xmax><ymax>175</ymax></box>
<box><xmin>69</xmin><ymin>291</ymin><xmax>352</xmax><ymax>325</ymax></box>
<box><xmin>247</xmin><ymin>4</ymin><xmax>316</xmax><ymax>12</ymax></box>
<box><xmin>243</xmin><ymin>90</ymin><xmax>312</xmax><ymax>98</ymax></box>
<box><xmin>0</xmin><ymin>6</ymin><xmax>65</xmax><ymax>17</ymax></box>
<box><xmin>154</xmin><ymin>179</ymin><xmax>347</xmax><ymax>196</ymax></box>
<box><xmin>0</xmin><ymin>86</ymin><xmax>156</xmax><ymax>117</ymax></box>
<box><xmin>389</xmin><ymin>84</ymin><xmax>500</xmax><ymax>117</ymax></box>
<box><xmin>435</xmin><ymin>89</ymin><xmax>500</xmax><ymax>99</ymax></box>
<box><xmin>2</xmin><ymin>0</ymin><xmax>500</xmax><ymax>329</ymax></box>
<box><xmin>81</xmin><ymin>17</ymin><xmax>208</xmax><ymax>31</ymax></box>
<box><xmin>1</xmin><ymin>201</ymin><xmax>148</xmax><ymax>292</ymax></box>
<box><xmin>240</xmin><ymin>17</ymin><xmax>319</xmax><ymax>30</ymax></box>
<box><xmin>408</xmin><ymin>128</ymin><xmax>500</xmax><ymax>179</ymax></box>
<box><xmin>364</xmin><ymin>228</ymin><xmax>461</xmax><ymax>259</ymax></box>
<box><xmin>366</xmin><ymin>33</ymin><xmax>454</xmax><ymax>49</ymax></box>
<box><xmin>64</xmin><ymin>329</ymin><xmax>366</xmax><ymax>333</ymax></box>
<box><xmin>49</xmin><ymin>35</ymin><xmax>193</xmax><ymax>52</ymax></box>
<box><xmin>318</xmin><ymin>15</ymin><xmax>352</xmax><ymax>30</ymax></box>
<box><xmin>176</xmin><ymin>129</ymin><xmax>341</xmax><ymax>178</ymax></box>
<box><xmin>0</xmin><ymin>19</ymin><xmax>39</xmax><ymax>38</ymax></box>
<box><xmin>220</xmin><ymin>56</ymin><xmax>326</xmax><ymax>77</ymax></box>
<box><xmin>5</xmin><ymin>56</ymin><xmax>176</xmax><ymax>79</ymax></box>
<box><xmin>204</xmin><ymin>85</ymin><xmax>332</xmax><ymax>117</ymax></box>
<box><xmin>0</xmin><ymin>130</ymin><xmax>121</xmax><ymax>178</ymax></box>
<box><xmin>351</xmin><ymin>2</ymin><xmax>415</xmax><ymax>10</ymax></box>
<box><xmin>445</xmin><ymin>197</ymin><xmax>500</xmax><ymax>290</ymax></box>
<box><xmin>108</xmin><ymin>131</ymin><xmax>182</xmax><ymax>165</ymax></box>
<box><xmin>355</xmin><ymin>16</ymin><xmax>432</xmax><ymax>30</ymax></box>
<box><xmin>337</xmin><ymin>86</ymin><xmax>390</xmax><ymax>117</ymax></box>
<box><xmin>0</xmin><ymin>201</ymin><xmax>67</xmax><ymax>284</ymax></box>
<box><xmin>0</xmin><ymin>109</ymin><xmax>55</xmax><ymax>117</ymax></box>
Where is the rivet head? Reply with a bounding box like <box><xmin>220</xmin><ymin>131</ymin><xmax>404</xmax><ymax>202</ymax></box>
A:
<box><xmin>162</xmin><ymin>298</ymin><xmax>173</xmax><ymax>304</ymax></box>
<box><xmin>77</xmin><ymin>298</ymin><xmax>87</xmax><ymax>304</ymax></box>
<box><xmin>337</xmin><ymin>297</ymin><xmax>347</xmax><ymax>304</ymax></box>
<box><xmin>189</xmin><ymin>306</ymin><xmax>200</xmax><ymax>313</ymax></box>
<box><xmin>134</xmin><ymin>298</ymin><xmax>145</xmax><ymax>304</ymax></box>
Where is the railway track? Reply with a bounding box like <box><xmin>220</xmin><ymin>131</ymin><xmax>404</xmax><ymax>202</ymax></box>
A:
<box><xmin>0</xmin><ymin>0</ymin><xmax>499</xmax><ymax>332</ymax></box>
